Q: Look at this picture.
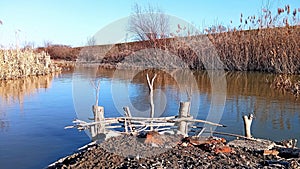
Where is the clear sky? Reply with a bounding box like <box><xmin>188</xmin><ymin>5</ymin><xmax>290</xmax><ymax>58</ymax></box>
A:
<box><xmin>0</xmin><ymin>0</ymin><xmax>299</xmax><ymax>48</ymax></box>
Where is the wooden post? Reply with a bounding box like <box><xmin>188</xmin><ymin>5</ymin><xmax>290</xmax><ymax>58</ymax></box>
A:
<box><xmin>177</xmin><ymin>101</ymin><xmax>190</xmax><ymax>136</ymax></box>
<box><xmin>243</xmin><ymin>114</ymin><xmax>254</xmax><ymax>138</ymax></box>
<box><xmin>92</xmin><ymin>105</ymin><xmax>105</xmax><ymax>136</ymax></box>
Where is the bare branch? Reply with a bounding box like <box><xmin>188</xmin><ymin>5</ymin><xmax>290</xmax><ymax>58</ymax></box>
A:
<box><xmin>128</xmin><ymin>3</ymin><xmax>169</xmax><ymax>42</ymax></box>
<box><xmin>90</xmin><ymin>79</ymin><xmax>101</xmax><ymax>105</ymax></box>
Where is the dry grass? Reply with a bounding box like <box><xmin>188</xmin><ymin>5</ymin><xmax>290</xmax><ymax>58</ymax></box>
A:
<box><xmin>0</xmin><ymin>48</ymin><xmax>60</xmax><ymax>80</ymax></box>
<box><xmin>37</xmin><ymin>45</ymin><xmax>80</xmax><ymax>61</ymax></box>
<box><xmin>90</xmin><ymin>5</ymin><xmax>300</xmax><ymax>74</ymax></box>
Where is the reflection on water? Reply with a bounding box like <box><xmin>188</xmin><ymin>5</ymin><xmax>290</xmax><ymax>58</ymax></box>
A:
<box><xmin>83</xmin><ymin>67</ymin><xmax>300</xmax><ymax>143</ymax></box>
<box><xmin>0</xmin><ymin>72</ymin><xmax>90</xmax><ymax>169</ymax></box>
<box><xmin>1</xmin><ymin>67</ymin><xmax>300</xmax><ymax>169</ymax></box>
<box><xmin>0</xmin><ymin>74</ymin><xmax>55</xmax><ymax>104</ymax></box>
<box><xmin>0</xmin><ymin>74</ymin><xmax>56</xmax><ymax>130</ymax></box>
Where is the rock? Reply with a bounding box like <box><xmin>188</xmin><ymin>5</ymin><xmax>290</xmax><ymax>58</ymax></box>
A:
<box><xmin>214</xmin><ymin>145</ymin><xmax>232</xmax><ymax>154</ymax></box>
<box><xmin>144</xmin><ymin>131</ymin><xmax>163</xmax><ymax>145</ymax></box>
<box><xmin>263</xmin><ymin>150</ymin><xmax>279</xmax><ymax>156</ymax></box>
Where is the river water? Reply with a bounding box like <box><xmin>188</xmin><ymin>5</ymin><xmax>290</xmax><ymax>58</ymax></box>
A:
<box><xmin>0</xmin><ymin>67</ymin><xmax>299</xmax><ymax>169</ymax></box>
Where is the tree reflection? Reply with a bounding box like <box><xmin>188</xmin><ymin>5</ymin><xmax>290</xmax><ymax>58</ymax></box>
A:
<box><xmin>94</xmin><ymin>67</ymin><xmax>300</xmax><ymax>130</ymax></box>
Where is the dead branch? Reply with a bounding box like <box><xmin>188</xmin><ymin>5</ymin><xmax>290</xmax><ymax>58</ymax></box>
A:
<box><xmin>90</xmin><ymin>79</ymin><xmax>101</xmax><ymax>105</ymax></box>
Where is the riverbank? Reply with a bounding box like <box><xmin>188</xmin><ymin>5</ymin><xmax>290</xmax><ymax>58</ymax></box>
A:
<box><xmin>40</xmin><ymin>25</ymin><xmax>300</xmax><ymax>74</ymax></box>
<box><xmin>0</xmin><ymin>49</ymin><xmax>60</xmax><ymax>80</ymax></box>
<box><xmin>48</xmin><ymin>134</ymin><xmax>300</xmax><ymax>168</ymax></box>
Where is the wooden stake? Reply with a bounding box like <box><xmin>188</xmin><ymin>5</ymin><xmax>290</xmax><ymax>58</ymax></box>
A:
<box><xmin>92</xmin><ymin>105</ymin><xmax>105</xmax><ymax>135</ymax></box>
<box><xmin>177</xmin><ymin>101</ymin><xmax>190</xmax><ymax>136</ymax></box>
<box><xmin>243</xmin><ymin>114</ymin><xmax>254</xmax><ymax>138</ymax></box>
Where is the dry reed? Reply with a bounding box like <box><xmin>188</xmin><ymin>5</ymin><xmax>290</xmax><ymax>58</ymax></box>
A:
<box><xmin>0</xmin><ymin>48</ymin><xmax>60</xmax><ymax>80</ymax></box>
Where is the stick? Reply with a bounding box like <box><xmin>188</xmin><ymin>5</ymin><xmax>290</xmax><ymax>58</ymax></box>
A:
<box><xmin>243</xmin><ymin>114</ymin><xmax>254</xmax><ymax>138</ymax></box>
<box><xmin>171</xmin><ymin>117</ymin><xmax>225</xmax><ymax>127</ymax></box>
<box><xmin>123</xmin><ymin>106</ymin><xmax>134</xmax><ymax>132</ymax></box>
<box><xmin>202</xmin><ymin>130</ymin><xmax>256</xmax><ymax>140</ymax></box>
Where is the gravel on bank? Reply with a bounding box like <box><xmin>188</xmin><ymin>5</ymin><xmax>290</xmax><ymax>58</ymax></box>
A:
<box><xmin>48</xmin><ymin>134</ymin><xmax>300</xmax><ymax>169</ymax></box>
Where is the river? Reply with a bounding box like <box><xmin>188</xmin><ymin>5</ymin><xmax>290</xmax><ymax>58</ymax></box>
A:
<box><xmin>0</xmin><ymin>67</ymin><xmax>299</xmax><ymax>169</ymax></box>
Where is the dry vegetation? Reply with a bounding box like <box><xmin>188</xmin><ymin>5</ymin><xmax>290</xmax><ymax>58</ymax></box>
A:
<box><xmin>208</xmin><ymin>5</ymin><xmax>300</xmax><ymax>74</ymax></box>
<box><xmin>0</xmin><ymin>48</ymin><xmax>60</xmax><ymax>80</ymax></box>
<box><xmin>27</xmin><ymin>5</ymin><xmax>299</xmax><ymax>76</ymax></box>
<box><xmin>37</xmin><ymin>45</ymin><xmax>80</xmax><ymax>61</ymax></box>
<box><xmin>82</xmin><ymin>5</ymin><xmax>300</xmax><ymax>74</ymax></box>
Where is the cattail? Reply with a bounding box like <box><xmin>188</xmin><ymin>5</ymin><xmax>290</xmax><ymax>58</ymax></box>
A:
<box><xmin>285</xmin><ymin>5</ymin><xmax>290</xmax><ymax>14</ymax></box>
<box><xmin>284</xmin><ymin>18</ymin><xmax>289</xmax><ymax>26</ymax></box>
<box><xmin>269</xmin><ymin>19</ymin><xmax>272</xmax><ymax>25</ymax></box>
<box><xmin>278</xmin><ymin>8</ymin><xmax>284</xmax><ymax>15</ymax></box>
<box><xmin>293</xmin><ymin>9</ymin><xmax>297</xmax><ymax>17</ymax></box>
<box><xmin>177</xmin><ymin>24</ymin><xmax>181</xmax><ymax>30</ymax></box>
<box><xmin>262</xmin><ymin>8</ymin><xmax>267</xmax><ymax>13</ymax></box>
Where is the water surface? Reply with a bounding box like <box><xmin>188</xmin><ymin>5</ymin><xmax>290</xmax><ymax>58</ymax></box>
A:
<box><xmin>0</xmin><ymin>68</ymin><xmax>299</xmax><ymax>169</ymax></box>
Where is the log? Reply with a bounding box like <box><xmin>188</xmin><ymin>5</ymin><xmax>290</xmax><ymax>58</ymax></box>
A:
<box><xmin>243</xmin><ymin>114</ymin><xmax>254</xmax><ymax>138</ymax></box>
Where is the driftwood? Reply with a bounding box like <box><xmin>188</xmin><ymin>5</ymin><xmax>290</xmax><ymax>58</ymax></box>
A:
<box><xmin>243</xmin><ymin>114</ymin><xmax>254</xmax><ymax>138</ymax></box>
<box><xmin>66</xmin><ymin>76</ymin><xmax>228</xmax><ymax>140</ymax></box>
<box><xmin>172</xmin><ymin>117</ymin><xmax>225</xmax><ymax>127</ymax></box>
<box><xmin>146</xmin><ymin>73</ymin><xmax>157</xmax><ymax>130</ymax></box>
<box><xmin>69</xmin><ymin>116</ymin><xmax>225</xmax><ymax>129</ymax></box>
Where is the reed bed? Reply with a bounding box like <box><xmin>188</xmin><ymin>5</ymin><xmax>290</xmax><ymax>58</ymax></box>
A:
<box><xmin>0</xmin><ymin>48</ymin><xmax>60</xmax><ymax>80</ymax></box>
<box><xmin>85</xmin><ymin>5</ymin><xmax>300</xmax><ymax>74</ymax></box>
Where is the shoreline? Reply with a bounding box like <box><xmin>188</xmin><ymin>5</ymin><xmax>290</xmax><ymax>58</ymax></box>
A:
<box><xmin>47</xmin><ymin>134</ymin><xmax>300</xmax><ymax>169</ymax></box>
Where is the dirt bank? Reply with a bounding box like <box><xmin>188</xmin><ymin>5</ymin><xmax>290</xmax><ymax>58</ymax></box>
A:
<box><xmin>48</xmin><ymin>134</ymin><xmax>300</xmax><ymax>169</ymax></box>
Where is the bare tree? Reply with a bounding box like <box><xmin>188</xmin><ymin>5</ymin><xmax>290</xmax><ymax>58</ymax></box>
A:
<box><xmin>86</xmin><ymin>36</ymin><xmax>96</xmax><ymax>46</ymax></box>
<box><xmin>128</xmin><ymin>3</ymin><xmax>169</xmax><ymax>42</ymax></box>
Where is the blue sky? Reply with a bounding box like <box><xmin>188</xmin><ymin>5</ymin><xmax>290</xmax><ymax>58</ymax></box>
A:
<box><xmin>0</xmin><ymin>0</ymin><xmax>299</xmax><ymax>48</ymax></box>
